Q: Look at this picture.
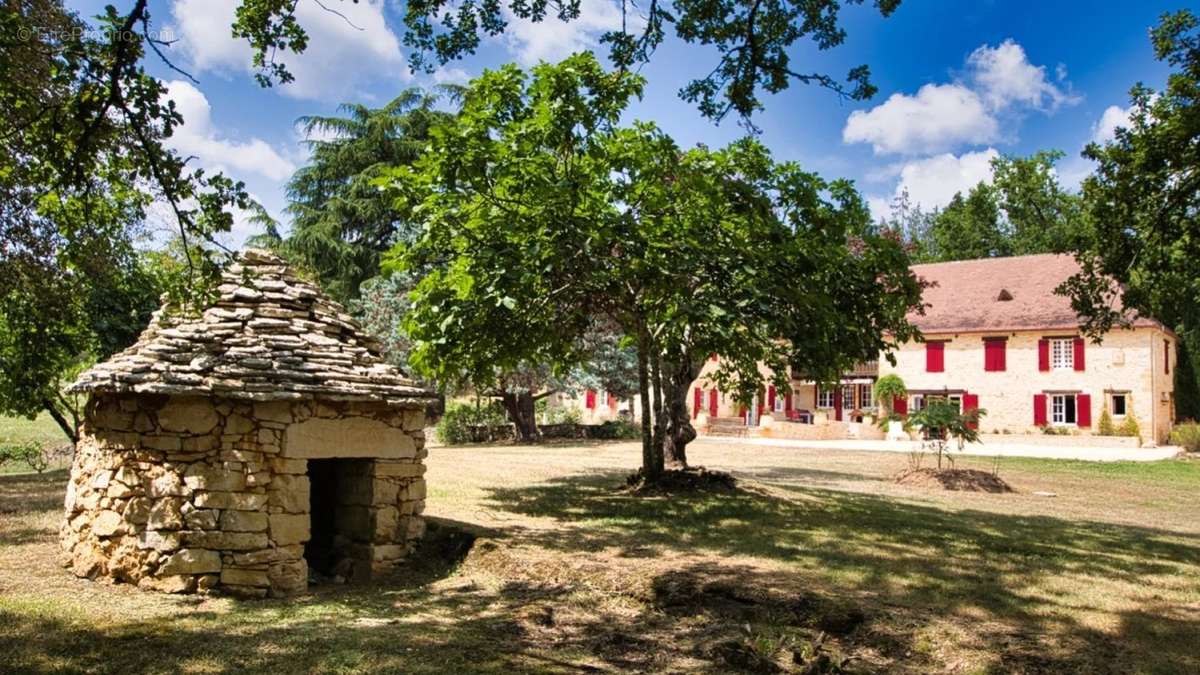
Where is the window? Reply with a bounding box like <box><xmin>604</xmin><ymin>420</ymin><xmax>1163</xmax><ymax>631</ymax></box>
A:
<box><xmin>1111</xmin><ymin>393</ymin><xmax>1127</xmax><ymax>417</ymax></box>
<box><xmin>926</xmin><ymin>341</ymin><xmax>945</xmax><ymax>372</ymax></box>
<box><xmin>773</xmin><ymin>392</ymin><xmax>785</xmax><ymax>413</ymax></box>
<box><xmin>858</xmin><ymin>384</ymin><xmax>874</xmax><ymax>409</ymax></box>
<box><xmin>1165</xmin><ymin>339</ymin><xmax>1171</xmax><ymax>375</ymax></box>
<box><xmin>817</xmin><ymin>388</ymin><xmax>835</xmax><ymax>408</ymax></box>
<box><xmin>1050</xmin><ymin>338</ymin><xmax>1074</xmax><ymax>370</ymax></box>
<box><xmin>1051</xmin><ymin>393</ymin><xmax>1077</xmax><ymax>425</ymax></box>
<box><xmin>842</xmin><ymin>384</ymin><xmax>856</xmax><ymax>410</ymax></box>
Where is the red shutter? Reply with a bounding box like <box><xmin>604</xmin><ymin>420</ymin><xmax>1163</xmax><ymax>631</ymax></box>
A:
<box><xmin>767</xmin><ymin>385</ymin><xmax>776</xmax><ymax>411</ymax></box>
<box><xmin>1038</xmin><ymin>339</ymin><xmax>1050</xmax><ymax>371</ymax></box>
<box><xmin>785</xmin><ymin>389</ymin><xmax>793</xmax><ymax>412</ymax></box>
<box><xmin>710</xmin><ymin>353</ymin><xmax>718</xmax><ymax>362</ymax></box>
<box><xmin>833</xmin><ymin>387</ymin><xmax>843</xmax><ymax>421</ymax></box>
<box><xmin>739</xmin><ymin>405</ymin><xmax>747</xmax><ymax>423</ymax></box>
<box><xmin>708</xmin><ymin>389</ymin><xmax>718</xmax><ymax>418</ymax></box>
<box><xmin>1077</xmin><ymin>393</ymin><xmax>1091</xmax><ymax>427</ymax></box>
<box><xmin>963</xmin><ymin>393</ymin><xmax>979</xmax><ymax>430</ymax></box>
<box><xmin>693</xmin><ymin>387</ymin><xmax>703</xmax><ymax>419</ymax></box>
<box><xmin>585</xmin><ymin>389</ymin><xmax>596</xmax><ymax>410</ymax></box>
<box><xmin>926</xmin><ymin>341</ymin><xmax>945</xmax><ymax>372</ymax></box>
<box><xmin>608</xmin><ymin>392</ymin><xmax>617</xmax><ymax>410</ymax></box>
<box><xmin>894</xmin><ymin>397</ymin><xmax>907</xmax><ymax>416</ymax></box>
<box><xmin>1033</xmin><ymin>394</ymin><xmax>1047</xmax><ymax>426</ymax></box>
<box><xmin>984</xmin><ymin>339</ymin><xmax>1006</xmax><ymax>372</ymax></box>
<box><xmin>1165</xmin><ymin>339</ymin><xmax>1171</xmax><ymax>374</ymax></box>
<box><xmin>1073</xmin><ymin>337</ymin><xmax>1085</xmax><ymax>372</ymax></box>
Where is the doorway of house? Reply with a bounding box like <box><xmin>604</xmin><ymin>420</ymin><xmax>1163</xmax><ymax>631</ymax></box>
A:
<box><xmin>306</xmin><ymin>459</ymin><xmax>341</xmax><ymax>577</ymax></box>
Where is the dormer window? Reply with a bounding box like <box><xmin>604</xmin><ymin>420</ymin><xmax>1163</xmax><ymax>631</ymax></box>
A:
<box><xmin>996</xmin><ymin>289</ymin><xmax>1013</xmax><ymax>301</ymax></box>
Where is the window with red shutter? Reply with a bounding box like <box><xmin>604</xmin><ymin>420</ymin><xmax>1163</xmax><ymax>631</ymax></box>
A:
<box><xmin>984</xmin><ymin>338</ymin><xmax>1007</xmax><ymax>372</ymax></box>
<box><xmin>1165</xmin><ymin>339</ymin><xmax>1171</xmax><ymax>374</ymax></box>
<box><xmin>1038</xmin><ymin>339</ymin><xmax>1050</xmax><ymax>371</ymax></box>
<box><xmin>1033</xmin><ymin>394</ymin><xmax>1047</xmax><ymax>425</ymax></box>
<box><xmin>833</xmin><ymin>387</ymin><xmax>843</xmax><ymax>421</ymax></box>
<box><xmin>708</xmin><ymin>389</ymin><xmax>718</xmax><ymax>418</ymax></box>
<box><xmin>1073</xmin><ymin>337</ymin><xmax>1086</xmax><ymax>371</ymax></box>
<box><xmin>1077</xmin><ymin>393</ymin><xmax>1092</xmax><ymax>427</ymax></box>
<box><xmin>894</xmin><ymin>397</ymin><xmax>907</xmax><ymax>416</ymax></box>
<box><xmin>926</xmin><ymin>341</ymin><xmax>945</xmax><ymax>372</ymax></box>
<box><xmin>785</xmin><ymin>389</ymin><xmax>793</xmax><ymax>412</ymax></box>
<box><xmin>585</xmin><ymin>389</ymin><xmax>596</xmax><ymax>410</ymax></box>
<box><xmin>767</xmin><ymin>385</ymin><xmax>776</xmax><ymax>411</ymax></box>
<box><xmin>963</xmin><ymin>393</ymin><xmax>979</xmax><ymax>429</ymax></box>
<box><xmin>693</xmin><ymin>387</ymin><xmax>702</xmax><ymax>419</ymax></box>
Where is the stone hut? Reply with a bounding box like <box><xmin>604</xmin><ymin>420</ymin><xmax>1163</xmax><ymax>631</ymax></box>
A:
<box><xmin>62</xmin><ymin>249</ymin><xmax>435</xmax><ymax>597</ymax></box>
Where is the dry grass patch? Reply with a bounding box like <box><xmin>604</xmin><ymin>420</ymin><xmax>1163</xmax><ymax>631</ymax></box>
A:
<box><xmin>2</xmin><ymin>440</ymin><xmax>1199</xmax><ymax>673</ymax></box>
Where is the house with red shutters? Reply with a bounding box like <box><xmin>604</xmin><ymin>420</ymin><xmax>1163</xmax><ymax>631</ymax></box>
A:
<box><xmin>691</xmin><ymin>254</ymin><xmax>1179</xmax><ymax>444</ymax></box>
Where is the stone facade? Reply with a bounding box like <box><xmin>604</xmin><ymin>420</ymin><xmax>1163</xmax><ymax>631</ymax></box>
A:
<box><xmin>62</xmin><ymin>394</ymin><xmax>427</xmax><ymax>597</ymax></box>
<box><xmin>63</xmin><ymin>249</ymin><xmax>434</xmax><ymax>597</ymax></box>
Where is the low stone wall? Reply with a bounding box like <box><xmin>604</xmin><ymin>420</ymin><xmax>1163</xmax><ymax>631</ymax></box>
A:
<box><xmin>974</xmin><ymin>433</ymin><xmax>1142</xmax><ymax>448</ymax></box>
<box><xmin>760</xmin><ymin>420</ymin><xmax>886</xmax><ymax>441</ymax></box>
<box><xmin>62</xmin><ymin>393</ymin><xmax>426</xmax><ymax>597</ymax></box>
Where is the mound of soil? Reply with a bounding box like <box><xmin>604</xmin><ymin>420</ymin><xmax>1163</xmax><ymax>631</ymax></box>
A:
<box><xmin>895</xmin><ymin>468</ymin><xmax>1014</xmax><ymax>493</ymax></box>
<box><xmin>624</xmin><ymin>466</ymin><xmax>737</xmax><ymax>494</ymax></box>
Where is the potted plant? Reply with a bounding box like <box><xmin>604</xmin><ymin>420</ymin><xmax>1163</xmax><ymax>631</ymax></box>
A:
<box><xmin>873</xmin><ymin>374</ymin><xmax>908</xmax><ymax>440</ymax></box>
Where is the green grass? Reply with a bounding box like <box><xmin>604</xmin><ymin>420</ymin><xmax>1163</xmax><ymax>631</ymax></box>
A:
<box><xmin>0</xmin><ymin>413</ymin><xmax>67</xmax><ymax>447</ymax></box>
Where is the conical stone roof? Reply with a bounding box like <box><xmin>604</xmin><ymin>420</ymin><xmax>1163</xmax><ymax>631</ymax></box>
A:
<box><xmin>71</xmin><ymin>249</ymin><xmax>433</xmax><ymax>405</ymax></box>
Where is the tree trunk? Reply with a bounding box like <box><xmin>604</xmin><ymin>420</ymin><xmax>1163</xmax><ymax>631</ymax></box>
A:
<box><xmin>636</xmin><ymin>326</ymin><xmax>663</xmax><ymax>481</ymax></box>
<box><xmin>43</xmin><ymin>398</ymin><xmax>78</xmax><ymax>446</ymax></box>
<box><xmin>499</xmin><ymin>391</ymin><xmax>539</xmax><ymax>442</ymax></box>
<box><xmin>662</xmin><ymin>355</ymin><xmax>700</xmax><ymax>469</ymax></box>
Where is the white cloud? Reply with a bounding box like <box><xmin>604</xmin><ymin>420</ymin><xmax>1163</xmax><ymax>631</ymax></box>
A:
<box><xmin>171</xmin><ymin>0</ymin><xmax>407</xmax><ymax>100</ymax></box>
<box><xmin>432</xmin><ymin>66</ymin><xmax>471</xmax><ymax>85</ymax></box>
<box><xmin>967</xmin><ymin>40</ymin><xmax>1079</xmax><ymax>111</ymax></box>
<box><xmin>501</xmin><ymin>0</ymin><xmax>627</xmax><ymax>65</ymax></box>
<box><xmin>843</xmin><ymin>84</ymin><xmax>998</xmax><ymax>155</ymax></box>
<box><xmin>1091</xmin><ymin>104</ymin><xmax>1132</xmax><ymax>145</ymax></box>
<box><xmin>889</xmin><ymin>148</ymin><xmax>999</xmax><ymax>212</ymax></box>
<box><xmin>844</xmin><ymin>39</ymin><xmax>1079</xmax><ymax>157</ymax></box>
<box><xmin>164</xmin><ymin>80</ymin><xmax>296</xmax><ymax>182</ymax></box>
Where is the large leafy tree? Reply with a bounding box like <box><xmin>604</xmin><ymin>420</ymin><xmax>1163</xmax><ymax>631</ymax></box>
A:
<box><xmin>926</xmin><ymin>183</ymin><xmax>1010</xmax><ymax>262</ymax></box>
<box><xmin>1065</xmin><ymin>10</ymin><xmax>1200</xmax><ymax>340</ymax></box>
<box><xmin>1</xmin><ymin>1</ymin><xmax>246</xmax><ymax>442</ymax></box>
<box><xmin>233</xmin><ymin>0</ymin><xmax>901</xmax><ymax>124</ymax></box>
<box><xmin>990</xmin><ymin>151</ymin><xmax>1083</xmax><ymax>255</ymax></box>
<box><xmin>282</xmin><ymin>89</ymin><xmax>457</xmax><ymax>303</ymax></box>
<box><xmin>386</xmin><ymin>54</ymin><xmax>923</xmax><ymax>479</ymax></box>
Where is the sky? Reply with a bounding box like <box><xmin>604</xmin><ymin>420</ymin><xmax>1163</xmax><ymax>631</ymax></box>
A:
<box><xmin>68</xmin><ymin>0</ymin><xmax>1183</xmax><ymax>246</ymax></box>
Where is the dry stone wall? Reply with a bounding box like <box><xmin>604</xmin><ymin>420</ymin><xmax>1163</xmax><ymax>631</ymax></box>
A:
<box><xmin>62</xmin><ymin>393</ymin><xmax>427</xmax><ymax>597</ymax></box>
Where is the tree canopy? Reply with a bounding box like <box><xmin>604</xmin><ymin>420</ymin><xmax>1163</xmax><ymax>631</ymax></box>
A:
<box><xmin>385</xmin><ymin>54</ymin><xmax>924</xmax><ymax>479</ymax></box>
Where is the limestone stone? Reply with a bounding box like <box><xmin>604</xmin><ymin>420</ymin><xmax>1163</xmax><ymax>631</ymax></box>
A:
<box><xmin>284</xmin><ymin>416</ymin><xmax>415</xmax><ymax>459</ymax></box>
<box><xmin>92</xmin><ymin>510</ymin><xmax>123</xmax><ymax>537</ymax></box>
<box><xmin>268</xmin><ymin>474</ymin><xmax>309</xmax><ymax>513</ymax></box>
<box><xmin>91</xmin><ymin>470</ymin><xmax>113</xmax><ymax>490</ymax></box>
<box><xmin>148</xmin><ymin>471</ymin><xmax>189</xmax><ymax>497</ymax></box>
<box><xmin>193</xmin><ymin>491</ymin><xmax>268</xmax><ymax>510</ymax></box>
<box><xmin>270</xmin><ymin>458</ymin><xmax>308</xmax><ymax>474</ymax></box>
<box><xmin>157</xmin><ymin>398</ymin><xmax>220</xmax><ymax>435</ymax></box>
<box><xmin>181</xmin><ymin>530</ymin><xmax>269</xmax><ymax>551</ymax></box>
<box><xmin>148</xmin><ymin>498</ymin><xmax>186</xmax><ymax>530</ymax></box>
<box><xmin>196</xmin><ymin>574</ymin><xmax>219</xmax><ymax>592</ymax></box>
<box><xmin>106</xmin><ymin>480</ymin><xmax>134</xmax><ymax>499</ymax></box>
<box><xmin>137</xmin><ymin>530</ymin><xmax>182</xmax><ymax>552</ymax></box>
<box><xmin>269</xmin><ymin>513</ymin><xmax>309</xmax><ymax>546</ymax></box>
<box><xmin>220</xmin><ymin>568</ymin><xmax>269</xmax><ymax>587</ymax></box>
<box><xmin>113</xmin><ymin>465</ymin><xmax>141</xmax><ymax>489</ymax></box>
<box><xmin>372</xmin><ymin>506</ymin><xmax>399</xmax><ymax>539</ymax></box>
<box><xmin>375</xmin><ymin>461</ymin><xmax>424</xmax><ymax>478</ymax></box>
<box><xmin>268</xmin><ymin>559</ymin><xmax>307</xmax><ymax>596</ymax></box>
<box><xmin>184</xmin><ymin>463</ymin><xmax>246</xmax><ymax>492</ymax></box>
<box><xmin>184</xmin><ymin>508</ymin><xmax>219</xmax><ymax>530</ymax></box>
<box><xmin>219</xmin><ymin>510</ymin><xmax>269</xmax><ymax>532</ymax></box>
<box><xmin>122</xmin><ymin>497</ymin><xmax>151</xmax><ymax>525</ymax></box>
<box><xmin>232</xmin><ymin>545</ymin><xmax>301</xmax><ymax>566</ymax></box>
<box><xmin>139</xmin><ymin>575</ymin><xmax>195</xmax><ymax>594</ymax></box>
<box><xmin>254</xmin><ymin>401</ymin><xmax>293</xmax><ymax>424</ymax></box>
<box><xmin>372</xmin><ymin>479</ymin><xmax>399</xmax><ymax>505</ymax></box>
<box><xmin>158</xmin><ymin>548</ymin><xmax>221</xmax><ymax>575</ymax></box>
<box><xmin>181</xmin><ymin>435</ymin><xmax>220</xmax><ymax>453</ymax></box>
<box><xmin>141</xmin><ymin>435</ymin><xmax>182</xmax><ymax>452</ymax></box>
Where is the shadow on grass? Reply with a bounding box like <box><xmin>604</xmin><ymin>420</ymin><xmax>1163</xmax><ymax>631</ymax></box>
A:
<box><xmin>483</xmin><ymin>470</ymin><xmax>1200</xmax><ymax>674</ymax></box>
<box><xmin>0</xmin><ymin>469</ymin><xmax>69</xmax><ymax>515</ymax></box>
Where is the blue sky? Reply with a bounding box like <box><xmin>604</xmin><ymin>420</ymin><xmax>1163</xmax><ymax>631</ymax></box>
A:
<box><xmin>69</xmin><ymin>1</ymin><xmax>1182</xmax><ymax>246</ymax></box>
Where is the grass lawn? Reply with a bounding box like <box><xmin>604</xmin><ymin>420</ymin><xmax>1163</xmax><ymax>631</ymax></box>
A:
<box><xmin>0</xmin><ymin>413</ymin><xmax>72</xmax><ymax>475</ymax></box>
<box><xmin>2</xmin><ymin>440</ymin><xmax>1198</xmax><ymax>673</ymax></box>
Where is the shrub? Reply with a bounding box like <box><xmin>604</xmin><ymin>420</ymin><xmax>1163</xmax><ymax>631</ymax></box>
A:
<box><xmin>1117</xmin><ymin>413</ymin><xmax>1141</xmax><ymax>441</ymax></box>
<box><xmin>435</xmin><ymin>401</ymin><xmax>510</xmax><ymax>445</ymax></box>
<box><xmin>1098</xmin><ymin>408</ymin><xmax>1115</xmax><ymax>435</ymax></box>
<box><xmin>873</xmin><ymin>374</ymin><xmax>907</xmax><ymax>421</ymax></box>
<box><xmin>0</xmin><ymin>442</ymin><xmax>51</xmax><ymax>473</ymax></box>
<box><xmin>1169</xmin><ymin>421</ymin><xmax>1200</xmax><ymax>452</ymax></box>
<box><xmin>589</xmin><ymin>419</ymin><xmax>638</xmax><ymax>440</ymax></box>
<box><xmin>543</xmin><ymin>405</ymin><xmax>582</xmax><ymax>425</ymax></box>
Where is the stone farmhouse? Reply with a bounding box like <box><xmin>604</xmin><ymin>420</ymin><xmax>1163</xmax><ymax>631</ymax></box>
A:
<box><xmin>62</xmin><ymin>249</ymin><xmax>435</xmax><ymax>597</ymax></box>
<box><xmin>690</xmin><ymin>254</ymin><xmax>1178</xmax><ymax>444</ymax></box>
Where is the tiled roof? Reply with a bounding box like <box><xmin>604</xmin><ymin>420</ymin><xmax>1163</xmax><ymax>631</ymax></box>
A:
<box><xmin>71</xmin><ymin>249</ymin><xmax>434</xmax><ymax>404</ymax></box>
<box><xmin>908</xmin><ymin>253</ymin><xmax>1162</xmax><ymax>334</ymax></box>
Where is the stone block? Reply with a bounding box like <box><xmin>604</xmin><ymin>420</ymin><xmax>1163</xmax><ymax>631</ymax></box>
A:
<box><xmin>183</xmin><ymin>463</ymin><xmax>246</xmax><ymax>492</ymax></box>
<box><xmin>137</xmin><ymin>530</ymin><xmax>182</xmax><ymax>552</ymax></box>
<box><xmin>182</xmin><ymin>435</ymin><xmax>220</xmax><ymax>453</ymax></box>
<box><xmin>220</xmin><ymin>568</ymin><xmax>269</xmax><ymax>587</ymax></box>
<box><xmin>372</xmin><ymin>479</ymin><xmax>399</xmax><ymax>505</ymax></box>
<box><xmin>269</xmin><ymin>513</ymin><xmax>309</xmax><ymax>547</ymax></box>
<box><xmin>148</xmin><ymin>471</ymin><xmax>189</xmax><ymax>497</ymax></box>
<box><xmin>405</xmin><ymin>516</ymin><xmax>426</xmax><ymax>540</ymax></box>
<box><xmin>270</xmin><ymin>458</ymin><xmax>308</xmax><ymax>475</ymax></box>
<box><xmin>107</xmin><ymin>480</ymin><xmax>134</xmax><ymax>499</ymax></box>
<box><xmin>375</xmin><ymin>461</ymin><xmax>424</xmax><ymax>478</ymax></box>
<box><xmin>92</xmin><ymin>510</ymin><xmax>123</xmax><ymax>537</ymax></box>
<box><xmin>193</xmin><ymin>491</ymin><xmax>268</xmax><ymax>510</ymax></box>
<box><xmin>283</xmin><ymin>416</ymin><xmax>415</xmax><ymax>459</ymax></box>
<box><xmin>139</xmin><ymin>575</ymin><xmax>196</xmax><ymax>594</ymax></box>
<box><xmin>372</xmin><ymin>506</ymin><xmax>399</xmax><ymax>541</ymax></box>
<box><xmin>225</xmin><ymin>413</ymin><xmax>254</xmax><ymax>435</ymax></box>
<box><xmin>401</xmin><ymin>409</ymin><xmax>426</xmax><ymax>431</ymax></box>
<box><xmin>123</xmin><ymin>497</ymin><xmax>151</xmax><ymax>525</ymax></box>
<box><xmin>181</xmin><ymin>531</ymin><xmax>269</xmax><ymax>551</ymax></box>
<box><xmin>267</xmin><ymin>475</ymin><xmax>309</xmax><ymax>513</ymax></box>
<box><xmin>219</xmin><ymin>510</ymin><xmax>269</xmax><ymax>532</ymax></box>
<box><xmin>184</xmin><ymin>508</ymin><xmax>218</xmax><ymax>530</ymax></box>
<box><xmin>158</xmin><ymin>548</ymin><xmax>221</xmax><ymax>575</ymax></box>
<box><xmin>142</xmin><ymin>435</ymin><xmax>182</xmax><ymax>452</ymax></box>
<box><xmin>268</xmin><ymin>559</ymin><xmax>308</xmax><ymax>596</ymax></box>
<box><xmin>157</xmin><ymin>398</ymin><xmax>220</xmax><ymax>435</ymax></box>
<box><xmin>254</xmin><ymin>401</ymin><xmax>294</xmax><ymax>425</ymax></box>
<box><xmin>148</xmin><ymin>497</ymin><xmax>186</xmax><ymax>530</ymax></box>
<box><xmin>233</xmin><ymin>545</ymin><xmax>302</xmax><ymax>566</ymax></box>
